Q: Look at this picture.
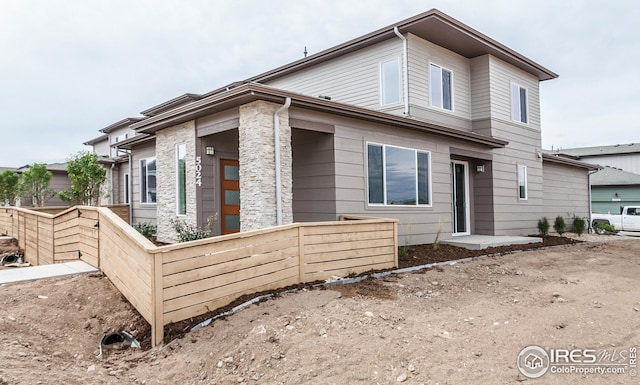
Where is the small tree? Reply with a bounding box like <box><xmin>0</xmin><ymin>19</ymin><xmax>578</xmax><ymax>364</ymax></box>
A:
<box><xmin>537</xmin><ymin>217</ymin><xmax>550</xmax><ymax>237</ymax></box>
<box><xmin>553</xmin><ymin>216</ymin><xmax>567</xmax><ymax>236</ymax></box>
<box><xmin>59</xmin><ymin>152</ymin><xmax>106</xmax><ymax>206</ymax></box>
<box><xmin>21</xmin><ymin>163</ymin><xmax>53</xmax><ymax>207</ymax></box>
<box><xmin>0</xmin><ymin>169</ymin><xmax>22</xmax><ymax>206</ymax></box>
<box><xmin>572</xmin><ymin>217</ymin><xmax>587</xmax><ymax>236</ymax></box>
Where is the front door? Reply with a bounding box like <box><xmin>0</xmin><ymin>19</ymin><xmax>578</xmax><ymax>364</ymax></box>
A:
<box><xmin>451</xmin><ymin>161</ymin><xmax>470</xmax><ymax>236</ymax></box>
<box><xmin>220</xmin><ymin>159</ymin><xmax>240</xmax><ymax>234</ymax></box>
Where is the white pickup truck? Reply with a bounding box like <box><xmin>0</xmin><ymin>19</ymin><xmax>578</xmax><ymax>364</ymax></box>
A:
<box><xmin>592</xmin><ymin>206</ymin><xmax>640</xmax><ymax>233</ymax></box>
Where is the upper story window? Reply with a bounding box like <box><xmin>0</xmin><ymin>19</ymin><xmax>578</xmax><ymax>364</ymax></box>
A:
<box><xmin>511</xmin><ymin>82</ymin><xmax>528</xmax><ymax>124</ymax></box>
<box><xmin>517</xmin><ymin>164</ymin><xmax>528</xmax><ymax>200</ymax></box>
<box><xmin>380</xmin><ymin>58</ymin><xmax>401</xmax><ymax>106</ymax></box>
<box><xmin>140</xmin><ymin>157</ymin><xmax>157</xmax><ymax>204</ymax></box>
<box><xmin>430</xmin><ymin>64</ymin><xmax>452</xmax><ymax>111</ymax></box>
<box><xmin>367</xmin><ymin>143</ymin><xmax>431</xmax><ymax>206</ymax></box>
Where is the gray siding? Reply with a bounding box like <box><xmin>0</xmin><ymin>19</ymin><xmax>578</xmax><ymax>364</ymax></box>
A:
<box><xmin>576</xmin><ymin>154</ymin><xmax>640</xmax><ymax>175</ymax></box>
<box><xmin>292</xmin><ymin>129</ymin><xmax>337</xmax><ymax>222</ymax></box>
<box><xmin>130</xmin><ymin>141</ymin><xmax>157</xmax><ymax>225</ymax></box>
<box><xmin>469</xmin><ymin>55</ymin><xmax>491</xmax><ymax>122</ymax></box>
<box><xmin>592</xmin><ymin>185</ymin><xmax>640</xmax><ymax>214</ymax></box>
<box><xmin>265</xmin><ymin>38</ymin><xmax>403</xmax><ymax>111</ymax></box>
<box><xmin>542</xmin><ymin>161</ymin><xmax>590</xmax><ymax>225</ymax></box>
<box><xmin>407</xmin><ymin>34</ymin><xmax>472</xmax><ymax>130</ymax></box>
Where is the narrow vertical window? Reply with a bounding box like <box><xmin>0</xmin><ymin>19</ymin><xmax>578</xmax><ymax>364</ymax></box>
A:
<box><xmin>140</xmin><ymin>157</ymin><xmax>157</xmax><ymax>203</ymax></box>
<box><xmin>518</xmin><ymin>164</ymin><xmax>528</xmax><ymax>200</ymax></box>
<box><xmin>380</xmin><ymin>58</ymin><xmax>401</xmax><ymax>105</ymax></box>
<box><xmin>511</xmin><ymin>82</ymin><xmax>528</xmax><ymax>123</ymax></box>
<box><xmin>430</xmin><ymin>64</ymin><xmax>453</xmax><ymax>111</ymax></box>
<box><xmin>176</xmin><ymin>144</ymin><xmax>187</xmax><ymax>215</ymax></box>
<box><xmin>124</xmin><ymin>173</ymin><xmax>129</xmax><ymax>204</ymax></box>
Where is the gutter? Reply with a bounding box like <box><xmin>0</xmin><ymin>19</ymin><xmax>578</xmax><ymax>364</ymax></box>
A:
<box><xmin>393</xmin><ymin>27</ymin><xmax>410</xmax><ymax>116</ymax></box>
<box><xmin>273</xmin><ymin>97</ymin><xmax>291</xmax><ymax>226</ymax></box>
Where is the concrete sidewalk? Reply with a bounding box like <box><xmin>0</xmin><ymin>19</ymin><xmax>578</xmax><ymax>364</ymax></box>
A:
<box><xmin>0</xmin><ymin>261</ymin><xmax>99</xmax><ymax>284</ymax></box>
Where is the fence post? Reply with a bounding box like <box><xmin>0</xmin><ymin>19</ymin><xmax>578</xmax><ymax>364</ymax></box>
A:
<box><xmin>297</xmin><ymin>225</ymin><xmax>305</xmax><ymax>283</ymax></box>
<box><xmin>151</xmin><ymin>252</ymin><xmax>164</xmax><ymax>347</ymax></box>
<box><xmin>393</xmin><ymin>221</ymin><xmax>399</xmax><ymax>268</ymax></box>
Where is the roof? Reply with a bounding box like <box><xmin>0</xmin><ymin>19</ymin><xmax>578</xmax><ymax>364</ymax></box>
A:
<box><xmin>591</xmin><ymin>166</ymin><xmax>640</xmax><ymax>186</ymax></box>
<box><xmin>130</xmin><ymin>83</ymin><xmax>508</xmax><ymax>149</ymax></box>
<box><xmin>15</xmin><ymin>163</ymin><xmax>68</xmax><ymax>173</ymax></box>
<box><xmin>542</xmin><ymin>153</ymin><xmax>600</xmax><ymax>170</ymax></box>
<box><xmin>140</xmin><ymin>93</ymin><xmax>202</xmax><ymax>117</ymax></box>
<box><xmin>247</xmin><ymin>8</ymin><xmax>557</xmax><ymax>83</ymax></box>
<box><xmin>84</xmin><ymin>134</ymin><xmax>109</xmax><ymax>146</ymax></box>
<box><xmin>100</xmin><ymin>117</ymin><xmax>144</xmax><ymax>133</ymax></box>
<box><xmin>554</xmin><ymin>143</ymin><xmax>640</xmax><ymax>158</ymax></box>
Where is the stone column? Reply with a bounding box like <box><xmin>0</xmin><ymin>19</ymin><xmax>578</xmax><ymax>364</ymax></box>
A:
<box><xmin>155</xmin><ymin>120</ymin><xmax>197</xmax><ymax>243</ymax></box>
<box><xmin>238</xmin><ymin>100</ymin><xmax>292</xmax><ymax>231</ymax></box>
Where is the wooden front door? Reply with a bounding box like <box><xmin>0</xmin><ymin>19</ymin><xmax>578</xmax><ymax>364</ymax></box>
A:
<box><xmin>220</xmin><ymin>159</ymin><xmax>240</xmax><ymax>234</ymax></box>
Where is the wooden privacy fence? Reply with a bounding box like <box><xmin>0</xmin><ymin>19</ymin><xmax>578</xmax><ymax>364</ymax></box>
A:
<box><xmin>0</xmin><ymin>206</ymin><xmax>398</xmax><ymax>347</ymax></box>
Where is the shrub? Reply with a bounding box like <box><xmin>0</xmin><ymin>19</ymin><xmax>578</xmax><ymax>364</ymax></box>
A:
<box><xmin>171</xmin><ymin>219</ymin><xmax>211</xmax><ymax>243</ymax></box>
<box><xmin>572</xmin><ymin>217</ymin><xmax>587</xmax><ymax>235</ymax></box>
<box><xmin>537</xmin><ymin>217</ymin><xmax>550</xmax><ymax>237</ymax></box>
<box><xmin>594</xmin><ymin>222</ymin><xmax>617</xmax><ymax>235</ymax></box>
<box><xmin>133</xmin><ymin>222</ymin><xmax>157</xmax><ymax>239</ymax></box>
<box><xmin>553</xmin><ymin>216</ymin><xmax>567</xmax><ymax>235</ymax></box>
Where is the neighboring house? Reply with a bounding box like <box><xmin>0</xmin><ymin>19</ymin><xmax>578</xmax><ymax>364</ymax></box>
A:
<box><xmin>84</xmin><ymin>9</ymin><xmax>595</xmax><ymax>244</ymax></box>
<box><xmin>15</xmin><ymin>163</ymin><xmax>71</xmax><ymax>207</ymax></box>
<box><xmin>590</xmin><ymin>166</ymin><xmax>640</xmax><ymax>214</ymax></box>
<box><xmin>553</xmin><ymin>143</ymin><xmax>640</xmax><ymax>174</ymax></box>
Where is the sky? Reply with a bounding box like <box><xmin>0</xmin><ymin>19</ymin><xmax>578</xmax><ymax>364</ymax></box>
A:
<box><xmin>1</xmin><ymin>0</ymin><xmax>638</xmax><ymax>167</ymax></box>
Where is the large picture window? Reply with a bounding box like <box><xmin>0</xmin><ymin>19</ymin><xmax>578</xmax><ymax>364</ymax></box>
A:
<box><xmin>511</xmin><ymin>82</ymin><xmax>528</xmax><ymax>124</ymax></box>
<box><xmin>517</xmin><ymin>164</ymin><xmax>528</xmax><ymax>200</ymax></box>
<box><xmin>176</xmin><ymin>144</ymin><xmax>187</xmax><ymax>215</ymax></box>
<box><xmin>367</xmin><ymin>143</ymin><xmax>431</xmax><ymax>206</ymax></box>
<box><xmin>380</xmin><ymin>58</ymin><xmax>401</xmax><ymax>106</ymax></box>
<box><xmin>430</xmin><ymin>64</ymin><xmax>452</xmax><ymax>111</ymax></box>
<box><xmin>140</xmin><ymin>157</ymin><xmax>157</xmax><ymax>204</ymax></box>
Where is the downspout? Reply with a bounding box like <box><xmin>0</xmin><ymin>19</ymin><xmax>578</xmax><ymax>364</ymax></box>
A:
<box><xmin>274</xmin><ymin>97</ymin><xmax>292</xmax><ymax>226</ymax></box>
<box><xmin>128</xmin><ymin>151</ymin><xmax>133</xmax><ymax>224</ymax></box>
<box><xmin>393</xmin><ymin>26</ymin><xmax>409</xmax><ymax>116</ymax></box>
<box><xmin>110</xmin><ymin>163</ymin><xmax>115</xmax><ymax>205</ymax></box>
<box><xmin>588</xmin><ymin>169</ymin><xmax>596</xmax><ymax>232</ymax></box>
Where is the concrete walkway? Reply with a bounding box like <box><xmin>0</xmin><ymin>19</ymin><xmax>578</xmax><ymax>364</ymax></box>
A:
<box><xmin>0</xmin><ymin>261</ymin><xmax>99</xmax><ymax>284</ymax></box>
<box><xmin>441</xmin><ymin>235</ymin><xmax>543</xmax><ymax>250</ymax></box>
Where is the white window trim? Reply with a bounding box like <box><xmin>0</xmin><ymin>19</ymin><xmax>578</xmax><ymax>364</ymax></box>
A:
<box><xmin>379</xmin><ymin>57</ymin><xmax>402</xmax><ymax>106</ymax></box>
<box><xmin>366</xmin><ymin>142</ymin><xmax>432</xmax><ymax>208</ymax></box>
<box><xmin>517</xmin><ymin>164</ymin><xmax>528</xmax><ymax>200</ymax></box>
<box><xmin>429</xmin><ymin>63</ymin><xmax>454</xmax><ymax>112</ymax></box>
<box><xmin>140</xmin><ymin>156</ymin><xmax>157</xmax><ymax>205</ymax></box>
<box><xmin>176</xmin><ymin>144</ymin><xmax>187</xmax><ymax>216</ymax></box>
<box><xmin>510</xmin><ymin>81</ymin><xmax>529</xmax><ymax>125</ymax></box>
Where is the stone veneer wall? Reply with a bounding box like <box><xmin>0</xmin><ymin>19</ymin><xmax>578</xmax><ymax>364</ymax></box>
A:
<box><xmin>155</xmin><ymin>120</ymin><xmax>198</xmax><ymax>243</ymax></box>
<box><xmin>238</xmin><ymin>100</ymin><xmax>293</xmax><ymax>231</ymax></box>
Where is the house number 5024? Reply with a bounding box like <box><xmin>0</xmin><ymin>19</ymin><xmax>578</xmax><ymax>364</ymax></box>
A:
<box><xmin>195</xmin><ymin>156</ymin><xmax>202</xmax><ymax>186</ymax></box>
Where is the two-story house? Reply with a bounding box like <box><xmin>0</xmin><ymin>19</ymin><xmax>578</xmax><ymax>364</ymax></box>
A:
<box><xmin>86</xmin><ymin>9</ymin><xmax>595</xmax><ymax>243</ymax></box>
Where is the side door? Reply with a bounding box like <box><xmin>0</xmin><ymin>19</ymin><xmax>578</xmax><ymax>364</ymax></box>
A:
<box><xmin>622</xmin><ymin>207</ymin><xmax>640</xmax><ymax>231</ymax></box>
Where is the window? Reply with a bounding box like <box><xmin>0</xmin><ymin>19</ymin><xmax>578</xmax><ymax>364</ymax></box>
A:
<box><xmin>380</xmin><ymin>58</ymin><xmax>401</xmax><ymax>105</ymax></box>
<box><xmin>176</xmin><ymin>144</ymin><xmax>187</xmax><ymax>215</ymax></box>
<box><xmin>367</xmin><ymin>143</ymin><xmax>430</xmax><ymax>206</ymax></box>
<box><xmin>123</xmin><ymin>173</ymin><xmax>129</xmax><ymax>204</ymax></box>
<box><xmin>140</xmin><ymin>157</ymin><xmax>157</xmax><ymax>204</ymax></box>
<box><xmin>517</xmin><ymin>164</ymin><xmax>527</xmax><ymax>200</ymax></box>
<box><xmin>430</xmin><ymin>64</ymin><xmax>452</xmax><ymax>111</ymax></box>
<box><xmin>511</xmin><ymin>82</ymin><xmax>528</xmax><ymax>123</ymax></box>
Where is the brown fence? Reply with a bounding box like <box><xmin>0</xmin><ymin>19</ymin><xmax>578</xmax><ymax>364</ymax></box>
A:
<box><xmin>0</xmin><ymin>206</ymin><xmax>397</xmax><ymax>347</ymax></box>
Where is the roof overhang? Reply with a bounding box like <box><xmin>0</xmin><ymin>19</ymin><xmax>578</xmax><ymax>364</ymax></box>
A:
<box><xmin>111</xmin><ymin>133</ymin><xmax>155</xmax><ymax>150</ymax></box>
<box><xmin>248</xmin><ymin>9</ymin><xmax>557</xmax><ymax>83</ymax></box>
<box><xmin>83</xmin><ymin>134</ymin><xmax>108</xmax><ymax>146</ymax></box>
<box><xmin>99</xmin><ymin>117</ymin><xmax>144</xmax><ymax>133</ymax></box>
<box><xmin>542</xmin><ymin>153</ymin><xmax>601</xmax><ymax>171</ymax></box>
<box><xmin>131</xmin><ymin>83</ymin><xmax>507</xmax><ymax>149</ymax></box>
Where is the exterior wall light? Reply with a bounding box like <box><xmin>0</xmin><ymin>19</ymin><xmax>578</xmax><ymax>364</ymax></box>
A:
<box><xmin>476</xmin><ymin>165</ymin><xmax>485</xmax><ymax>173</ymax></box>
<box><xmin>205</xmin><ymin>146</ymin><xmax>215</xmax><ymax>156</ymax></box>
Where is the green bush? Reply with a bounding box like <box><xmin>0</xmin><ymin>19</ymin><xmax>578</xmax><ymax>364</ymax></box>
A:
<box><xmin>537</xmin><ymin>217</ymin><xmax>550</xmax><ymax>237</ymax></box>
<box><xmin>572</xmin><ymin>217</ymin><xmax>587</xmax><ymax>235</ymax></box>
<box><xmin>133</xmin><ymin>222</ymin><xmax>157</xmax><ymax>239</ymax></box>
<box><xmin>594</xmin><ymin>222</ymin><xmax>617</xmax><ymax>235</ymax></box>
<box><xmin>171</xmin><ymin>219</ymin><xmax>211</xmax><ymax>243</ymax></box>
<box><xmin>553</xmin><ymin>216</ymin><xmax>567</xmax><ymax>235</ymax></box>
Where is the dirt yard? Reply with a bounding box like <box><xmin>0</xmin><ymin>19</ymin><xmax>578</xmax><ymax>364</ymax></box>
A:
<box><xmin>1</xmin><ymin>235</ymin><xmax>639</xmax><ymax>385</ymax></box>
